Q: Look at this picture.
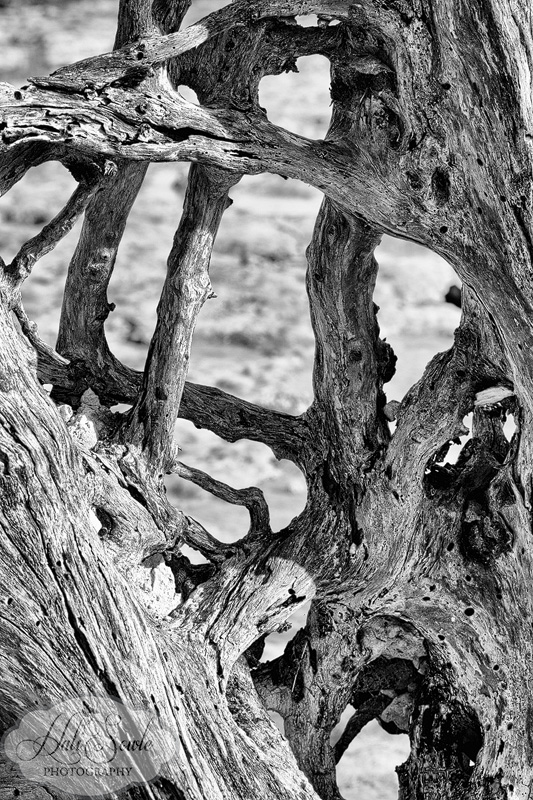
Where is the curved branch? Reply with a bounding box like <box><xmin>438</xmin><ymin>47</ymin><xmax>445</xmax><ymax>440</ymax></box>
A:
<box><xmin>183</xmin><ymin>516</ymin><xmax>234</xmax><ymax>565</ymax></box>
<box><xmin>173</xmin><ymin>461</ymin><xmax>272</xmax><ymax>535</ymax></box>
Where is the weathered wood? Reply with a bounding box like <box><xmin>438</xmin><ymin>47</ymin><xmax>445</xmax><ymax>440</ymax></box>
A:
<box><xmin>122</xmin><ymin>165</ymin><xmax>239</xmax><ymax>472</ymax></box>
<box><xmin>1</xmin><ymin>0</ymin><xmax>533</xmax><ymax>798</ymax></box>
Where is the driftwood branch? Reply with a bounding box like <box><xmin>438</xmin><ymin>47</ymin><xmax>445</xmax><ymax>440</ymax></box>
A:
<box><xmin>32</xmin><ymin>0</ymin><xmax>349</xmax><ymax>92</ymax></box>
<box><xmin>180</xmin><ymin>382</ymin><xmax>314</xmax><ymax>467</ymax></box>
<box><xmin>306</xmin><ymin>198</ymin><xmax>392</xmax><ymax>475</ymax></box>
<box><xmin>122</xmin><ymin>165</ymin><xmax>239</xmax><ymax>472</ymax></box>
<box><xmin>174</xmin><ymin>461</ymin><xmax>272</xmax><ymax>535</ymax></box>
<box><xmin>2</xmin><ymin>0</ymin><xmax>533</xmax><ymax>797</ymax></box>
<box><xmin>55</xmin><ymin>162</ymin><xmax>149</xmax><ymax>371</ymax></box>
<box><xmin>6</xmin><ymin>176</ymin><xmax>103</xmax><ymax>283</ymax></box>
<box><xmin>183</xmin><ymin>516</ymin><xmax>234</xmax><ymax>565</ymax></box>
<box><xmin>36</xmin><ymin>343</ymin><xmax>313</xmax><ymax>465</ymax></box>
<box><xmin>54</xmin><ymin>0</ymin><xmax>179</xmax><ymax>383</ymax></box>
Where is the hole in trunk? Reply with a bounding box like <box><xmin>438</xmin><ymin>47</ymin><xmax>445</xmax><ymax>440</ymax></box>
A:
<box><xmin>259</xmin><ymin>54</ymin><xmax>331</xmax><ymax>139</ymax></box>
<box><xmin>425</xmin><ymin>399</ymin><xmax>517</xmax><ymax>493</ymax></box>
<box><xmin>504</xmin><ymin>411</ymin><xmax>517</xmax><ymax>442</ymax></box>
<box><xmin>268</xmin><ymin>710</ymin><xmax>286</xmax><ymax>735</ymax></box>
<box><xmin>375</xmin><ymin>237</ymin><xmax>461</xmax><ymax>402</ymax></box>
<box><xmin>259</xmin><ymin>599</ymin><xmax>311</xmax><ymax>663</ymax></box>
<box><xmin>178</xmin><ymin>85</ymin><xmax>199</xmax><ymax>105</ymax></box>
<box><xmin>180</xmin><ymin>544</ymin><xmax>209</xmax><ymax>565</ymax></box>
<box><xmin>330</xmin><ymin>703</ymin><xmax>357</xmax><ymax>746</ymax></box>
<box><xmin>425</xmin><ymin>414</ymin><xmax>473</xmax><ymax>473</ymax></box>
<box><xmin>295</xmin><ymin>14</ymin><xmax>319</xmax><ymax>26</ymax></box>
<box><xmin>336</xmin><ymin>719</ymin><xmax>409</xmax><ymax>799</ymax></box>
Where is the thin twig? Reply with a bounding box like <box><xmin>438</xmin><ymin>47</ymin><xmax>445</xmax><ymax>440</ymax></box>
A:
<box><xmin>7</xmin><ymin>180</ymin><xmax>101</xmax><ymax>282</ymax></box>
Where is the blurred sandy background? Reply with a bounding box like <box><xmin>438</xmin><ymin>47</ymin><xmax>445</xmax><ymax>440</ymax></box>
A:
<box><xmin>0</xmin><ymin>2</ymin><xmax>462</xmax><ymax>796</ymax></box>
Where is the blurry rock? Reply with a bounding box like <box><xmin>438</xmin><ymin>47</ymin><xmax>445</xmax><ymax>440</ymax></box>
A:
<box><xmin>383</xmin><ymin>400</ymin><xmax>401</xmax><ymax>422</ymax></box>
<box><xmin>445</xmin><ymin>284</ymin><xmax>462</xmax><ymax>307</ymax></box>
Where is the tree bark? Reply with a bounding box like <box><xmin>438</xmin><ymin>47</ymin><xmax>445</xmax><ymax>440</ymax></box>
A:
<box><xmin>1</xmin><ymin>0</ymin><xmax>533</xmax><ymax>799</ymax></box>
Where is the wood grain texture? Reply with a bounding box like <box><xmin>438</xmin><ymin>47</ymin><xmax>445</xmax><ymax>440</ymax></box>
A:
<box><xmin>1</xmin><ymin>0</ymin><xmax>533</xmax><ymax>798</ymax></box>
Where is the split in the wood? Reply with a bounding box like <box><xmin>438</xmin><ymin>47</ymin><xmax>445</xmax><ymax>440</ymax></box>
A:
<box><xmin>424</xmin><ymin>395</ymin><xmax>518</xmax><ymax>494</ymax></box>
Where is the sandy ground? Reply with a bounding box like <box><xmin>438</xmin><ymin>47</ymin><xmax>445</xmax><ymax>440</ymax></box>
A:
<box><xmin>0</xmin><ymin>2</ymin><xmax>463</xmax><ymax>797</ymax></box>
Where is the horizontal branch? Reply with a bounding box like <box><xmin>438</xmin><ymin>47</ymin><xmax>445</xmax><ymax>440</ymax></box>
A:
<box><xmin>180</xmin><ymin>382</ymin><xmax>313</xmax><ymax>467</ymax></box>
<box><xmin>173</xmin><ymin>461</ymin><xmax>271</xmax><ymax>535</ymax></box>
<box><xmin>32</xmin><ymin>0</ymin><xmax>351</xmax><ymax>92</ymax></box>
<box><xmin>33</xmin><ymin>347</ymin><xmax>312</xmax><ymax>465</ymax></box>
<box><xmin>0</xmin><ymin>82</ymin><xmax>419</xmax><ymax>244</ymax></box>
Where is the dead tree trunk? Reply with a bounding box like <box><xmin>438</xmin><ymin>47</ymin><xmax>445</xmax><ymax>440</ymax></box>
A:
<box><xmin>0</xmin><ymin>0</ymin><xmax>532</xmax><ymax>798</ymax></box>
